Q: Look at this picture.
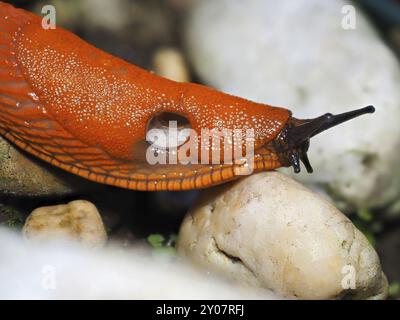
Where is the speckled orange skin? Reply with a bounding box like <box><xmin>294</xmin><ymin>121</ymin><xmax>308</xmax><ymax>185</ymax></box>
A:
<box><xmin>0</xmin><ymin>3</ymin><xmax>290</xmax><ymax>190</ymax></box>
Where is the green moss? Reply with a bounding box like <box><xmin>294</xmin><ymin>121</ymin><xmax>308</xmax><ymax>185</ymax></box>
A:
<box><xmin>0</xmin><ymin>204</ymin><xmax>23</xmax><ymax>230</ymax></box>
<box><xmin>357</xmin><ymin>207</ymin><xmax>373</xmax><ymax>222</ymax></box>
<box><xmin>147</xmin><ymin>233</ymin><xmax>178</xmax><ymax>258</ymax></box>
<box><xmin>147</xmin><ymin>234</ymin><xmax>165</xmax><ymax>248</ymax></box>
<box><xmin>389</xmin><ymin>281</ymin><xmax>400</xmax><ymax>299</ymax></box>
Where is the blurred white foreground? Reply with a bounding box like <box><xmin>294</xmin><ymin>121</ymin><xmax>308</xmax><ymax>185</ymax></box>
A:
<box><xmin>0</xmin><ymin>228</ymin><xmax>277</xmax><ymax>299</ymax></box>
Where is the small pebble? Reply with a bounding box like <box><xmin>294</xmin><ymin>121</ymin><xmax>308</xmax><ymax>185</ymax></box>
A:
<box><xmin>22</xmin><ymin>200</ymin><xmax>107</xmax><ymax>248</ymax></box>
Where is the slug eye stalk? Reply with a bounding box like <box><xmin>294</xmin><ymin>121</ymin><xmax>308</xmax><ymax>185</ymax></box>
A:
<box><xmin>274</xmin><ymin>105</ymin><xmax>376</xmax><ymax>174</ymax></box>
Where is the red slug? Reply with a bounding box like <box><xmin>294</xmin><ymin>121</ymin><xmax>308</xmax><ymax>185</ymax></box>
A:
<box><xmin>0</xmin><ymin>3</ymin><xmax>374</xmax><ymax>191</ymax></box>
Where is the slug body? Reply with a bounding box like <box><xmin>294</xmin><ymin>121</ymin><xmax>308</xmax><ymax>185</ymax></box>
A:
<box><xmin>0</xmin><ymin>3</ymin><xmax>374</xmax><ymax>191</ymax></box>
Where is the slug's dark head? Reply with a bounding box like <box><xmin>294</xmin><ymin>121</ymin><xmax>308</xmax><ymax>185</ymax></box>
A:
<box><xmin>273</xmin><ymin>105</ymin><xmax>375</xmax><ymax>173</ymax></box>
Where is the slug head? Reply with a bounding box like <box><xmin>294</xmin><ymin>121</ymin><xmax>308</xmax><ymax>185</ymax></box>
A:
<box><xmin>272</xmin><ymin>105</ymin><xmax>375</xmax><ymax>173</ymax></box>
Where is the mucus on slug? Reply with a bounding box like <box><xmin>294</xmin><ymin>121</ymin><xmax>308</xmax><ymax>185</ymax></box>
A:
<box><xmin>0</xmin><ymin>2</ymin><xmax>376</xmax><ymax>191</ymax></box>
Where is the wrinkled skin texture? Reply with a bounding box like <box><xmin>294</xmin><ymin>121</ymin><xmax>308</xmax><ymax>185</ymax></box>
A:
<box><xmin>0</xmin><ymin>2</ymin><xmax>289</xmax><ymax>190</ymax></box>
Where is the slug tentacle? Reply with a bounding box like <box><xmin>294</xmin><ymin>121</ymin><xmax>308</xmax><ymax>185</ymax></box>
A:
<box><xmin>289</xmin><ymin>105</ymin><xmax>375</xmax><ymax>146</ymax></box>
<box><xmin>273</xmin><ymin>106</ymin><xmax>376</xmax><ymax>173</ymax></box>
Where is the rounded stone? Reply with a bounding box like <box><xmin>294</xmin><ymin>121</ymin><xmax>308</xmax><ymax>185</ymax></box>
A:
<box><xmin>177</xmin><ymin>172</ymin><xmax>388</xmax><ymax>299</ymax></box>
<box><xmin>22</xmin><ymin>200</ymin><xmax>107</xmax><ymax>247</ymax></box>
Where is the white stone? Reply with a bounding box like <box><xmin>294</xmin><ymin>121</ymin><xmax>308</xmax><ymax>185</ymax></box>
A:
<box><xmin>0</xmin><ymin>227</ymin><xmax>278</xmax><ymax>299</ymax></box>
<box><xmin>185</xmin><ymin>0</ymin><xmax>400</xmax><ymax>211</ymax></box>
<box><xmin>153</xmin><ymin>47</ymin><xmax>190</xmax><ymax>82</ymax></box>
<box><xmin>177</xmin><ymin>172</ymin><xmax>388</xmax><ymax>299</ymax></box>
<box><xmin>22</xmin><ymin>200</ymin><xmax>107</xmax><ymax>247</ymax></box>
<box><xmin>82</xmin><ymin>0</ymin><xmax>130</xmax><ymax>31</ymax></box>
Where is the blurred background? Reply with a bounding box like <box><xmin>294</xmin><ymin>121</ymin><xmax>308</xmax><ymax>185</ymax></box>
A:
<box><xmin>0</xmin><ymin>0</ymin><xmax>399</xmax><ymax>299</ymax></box>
